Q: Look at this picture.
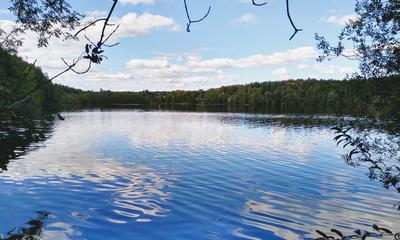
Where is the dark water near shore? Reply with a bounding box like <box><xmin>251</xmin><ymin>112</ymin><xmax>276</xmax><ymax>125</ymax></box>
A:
<box><xmin>0</xmin><ymin>110</ymin><xmax>399</xmax><ymax>240</ymax></box>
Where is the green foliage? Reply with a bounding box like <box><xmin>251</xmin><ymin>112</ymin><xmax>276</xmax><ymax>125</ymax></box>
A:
<box><xmin>1</xmin><ymin>48</ymin><xmax>399</xmax><ymax>118</ymax></box>
<box><xmin>315</xmin><ymin>224</ymin><xmax>400</xmax><ymax>239</ymax></box>
<box><xmin>0</xmin><ymin>48</ymin><xmax>71</xmax><ymax>116</ymax></box>
<box><xmin>333</xmin><ymin>123</ymin><xmax>400</xmax><ymax>195</ymax></box>
<box><xmin>316</xmin><ymin>0</ymin><xmax>400</xmax><ymax>77</ymax></box>
<box><xmin>63</xmin><ymin>77</ymin><xmax>400</xmax><ymax>118</ymax></box>
<box><xmin>1</xmin><ymin>0</ymin><xmax>82</xmax><ymax>53</ymax></box>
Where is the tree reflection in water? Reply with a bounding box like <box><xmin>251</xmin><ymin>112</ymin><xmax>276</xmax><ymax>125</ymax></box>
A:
<box><xmin>314</xmin><ymin>225</ymin><xmax>400</xmax><ymax>240</ymax></box>
<box><xmin>1</xmin><ymin>112</ymin><xmax>399</xmax><ymax>239</ymax></box>
<box><xmin>0</xmin><ymin>117</ymin><xmax>54</xmax><ymax>172</ymax></box>
<box><xmin>216</xmin><ymin>114</ymin><xmax>400</xmax><ymax>239</ymax></box>
<box><xmin>315</xmin><ymin>120</ymin><xmax>400</xmax><ymax>239</ymax></box>
<box><xmin>0</xmin><ymin>211</ymin><xmax>49</xmax><ymax>240</ymax></box>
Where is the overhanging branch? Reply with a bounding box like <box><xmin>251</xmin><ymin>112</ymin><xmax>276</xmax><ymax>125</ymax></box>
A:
<box><xmin>183</xmin><ymin>0</ymin><xmax>211</xmax><ymax>32</ymax></box>
<box><xmin>0</xmin><ymin>0</ymin><xmax>121</xmax><ymax>112</ymax></box>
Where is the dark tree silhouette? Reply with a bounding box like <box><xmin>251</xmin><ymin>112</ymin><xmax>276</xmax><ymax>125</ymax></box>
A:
<box><xmin>316</xmin><ymin>0</ymin><xmax>400</xmax><ymax>78</ymax></box>
<box><xmin>0</xmin><ymin>211</ymin><xmax>50</xmax><ymax>240</ymax></box>
<box><xmin>0</xmin><ymin>0</ymin><xmax>120</xmax><ymax>112</ymax></box>
<box><xmin>333</xmin><ymin>124</ymin><xmax>400</xmax><ymax>200</ymax></box>
<box><xmin>314</xmin><ymin>225</ymin><xmax>400</xmax><ymax>240</ymax></box>
<box><xmin>0</xmin><ymin>0</ymin><xmax>305</xmax><ymax>112</ymax></box>
<box><xmin>1</xmin><ymin>0</ymin><xmax>82</xmax><ymax>53</ymax></box>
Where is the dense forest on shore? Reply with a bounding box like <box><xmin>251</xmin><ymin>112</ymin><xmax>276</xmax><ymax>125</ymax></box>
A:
<box><xmin>0</xmin><ymin>49</ymin><xmax>60</xmax><ymax>116</ymax></box>
<box><xmin>1</xmin><ymin>49</ymin><xmax>399</xmax><ymax>118</ymax></box>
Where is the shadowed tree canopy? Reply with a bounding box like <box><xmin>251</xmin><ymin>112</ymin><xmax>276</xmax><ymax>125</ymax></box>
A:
<box><xmin>316</xmin><ymin>0</ymin><xmax>400</xmax><ymax>78</ymax></box>
<box><xmin>0</xmin><ymin>0</ymin><xmax>82</xmax><ymax>53</ymax></box>
<box><xmin>0</xmin><ymin>0</ymin><xmax>399</xmax><ymax>112</ymax></box>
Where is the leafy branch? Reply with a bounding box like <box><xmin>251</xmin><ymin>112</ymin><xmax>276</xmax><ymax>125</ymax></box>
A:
<box><xmin>0</xmin><ymin>0</ymin><xmax>120</xmax><ymax>112</ymax></box>
<box><xmin>315</xmin><ymin>224</ymin><xmax>400</xmax><ymax>240</ymax></box>
<box><xmin>332</xmin><ymin>125</ymin><xmax>400</xmax><ymax>196</ymax></box>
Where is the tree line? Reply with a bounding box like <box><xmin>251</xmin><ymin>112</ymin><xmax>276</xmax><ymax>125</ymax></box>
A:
<box><xmin>1</xmin><ymin>48</ymin><xmax>399</xmax><ymax>118</ymax></box>
<box><xmin>62</xmin><ymin>77</ymin><xmax>400</xmax><ymax>118</ymax></box>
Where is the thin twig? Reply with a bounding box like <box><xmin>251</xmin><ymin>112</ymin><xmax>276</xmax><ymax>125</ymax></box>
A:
<box><xmin>98</xmin><ymin>0</ymin><xmax>118</xmax><ymax>46</ymax></box>
<box><xmin>61</xmin><ymin>57</ymin><xmax>92</xmax><ymax>75</ymax></box>
<box><xmin>183</xmin><ymin>0</ymin><xmax>211</xmax><ymax>32</ymax></box>
<box><xmin>2</xmin><ymin>65</ymin><xmax>74</xmax><ymax>110</ymax></box>
<box><xmin>252</xmin><ymin>0</ymin><xmax>267</xmax><ymax>6</ymax></box>
<box><xmin>101</xmin><ymin>25</ymin><xmax>120</xmax><ymax>46</ymax></box>
<box><xmin>74</xmin><ymin>18</ymin><xmax>107</xmax><ymax>37</ymax></box>
<box><xmin>0</xmin><ymin>0</ymin><xmax>120</xmax><ymax>112</ymax></box>
<box><xmin>286</xmin><ymin>0</ymin><xmax>302</xmax><ymax>40</ymax></box>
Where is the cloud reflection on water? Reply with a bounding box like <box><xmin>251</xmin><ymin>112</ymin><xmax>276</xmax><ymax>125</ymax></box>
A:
<box><xmin>1</xmin><ymin>111</ymin><xmax>400</xmax><ymax>240</ymax></box>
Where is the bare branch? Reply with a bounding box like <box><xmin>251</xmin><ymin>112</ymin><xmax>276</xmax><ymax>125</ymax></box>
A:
<box><xmin>252</xmin><ymin>0</ymin><xmax>267</xmax><ymax>6</ymax></box>
<box><xmin>1</xmin><ymin>0</ymin><xmax>121</xmax><ymax>112</ymax></box>
<box><xmin>183</xmin><ymin>0</ymin><xmax>211</xmax><ymax>32</ymax></box>
<box><xmin>102</xmin><ymin>25</ymin><xmax>120</xmax><ymax>46</ymax></box>
<box><xmin>98</xmin><ymin>0</ymin><xmax>119</xmax><ymax>46</ymax></box>
<box><xmin>103</xmin><ymin>42</ymin><xmax>120</xmax><ymax>48</ymax></box>
<box><xmin>61</xmin><ymin>57</ymin><xmax>92</xmax><ymax>75</ymax></box>
<box><xmin>286</xmin><ymin>0</ymin><xmax>302</xmax><ymax>40</ymax></box>
<box><xmin>84</xmin><ymin>35</ymin><xmax>96</xmax><ymax>46</ymax></box>
<box><xmin>74</xmin><ymin>18</ymin><xmax>107</xmax><ymax>38</ymax></box>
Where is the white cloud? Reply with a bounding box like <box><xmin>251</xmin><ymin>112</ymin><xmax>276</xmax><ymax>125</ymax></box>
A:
<box><xmin>127</xmin><ymin>59</ymin><xmax>169</xmax><ymax>69</ymax></box>
<box><xmin>313</xmin><ymin>64</ymin><xmax>354</xmax><ymax>75</ymax></box>
<box><xmin>1</xmin><ymin>11</ymin><xmax>355</xmax><ymax>91</ymax></box>
<box><xmin>339</xmin><ymin>67</ymin><xmax>353</xmax><ymax>74</ymax></box>
<box><xmin>186</xmin><ymin>47</ymin><xmax>317</xmax><ymax>69</ymax></box>
<box><xmin>76</xmin><ymin>46</ymin><xmax>316</xmax><ymax>90</ymax></box>
<box><xmin>324</xmin><ymin>14</ymin><xmax>358</xmax><ymax>26</ymax></box>
<box><xmin>119</xmin><ymin>0</ymin><xmax>155</xmax><ymax>5</ymax></box>
<box><xmin>313</xmin><ymin>64</ymin><xmax>336</xmax><ymax>75</ymax></box>
<box><xmin>0</xmin><ymin>9</ymin><xmax>10</xmax><ymax>15</ymax></box>
<box><xmin>296</xmin><ymin>64</ymin><xmax>308</xmax><ymax>70</ymax></box>
<box><xmin>117</xmin><ymin>12</ymin><xmax>179</xmax><ymax>38</ymax></box>
<box><xmin>272</xmin><ymin>67</ymin><xmax>290</xmax><ymax>80</ymax></box>
<box><xmin>236</xmin><ymin>13</ymin><xmax>257</xmax><ymax>24</ymax></box>
<box><xmin>84</xmin><ymin>10</ymin><xmax>108</xmax><ymax>18</ymax></box>
<box><xmin>74</xmin><ymin>12</ymin><xmax>179</xmax><ymax>43</ymax></box>
<box><xmin>0</xmin><ymin>10</ymin><xmax>179</xmax><ymax>73</ymax></box>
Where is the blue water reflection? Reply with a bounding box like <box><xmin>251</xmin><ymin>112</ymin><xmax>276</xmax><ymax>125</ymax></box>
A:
<box><xmin>0</xmin><ymin>110</ymin><xmax>399</xmax><ymax>240</ymax></box>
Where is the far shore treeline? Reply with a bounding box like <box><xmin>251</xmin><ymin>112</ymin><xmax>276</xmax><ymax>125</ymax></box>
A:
<box><xmin>1</xmin><ymin>48</ymin><xmax>399</xmax><ymax>118</ymax></box>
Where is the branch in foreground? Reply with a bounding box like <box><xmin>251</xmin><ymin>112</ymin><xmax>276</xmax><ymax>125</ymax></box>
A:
<box><xmin>182</xmin><ymin>0</ymin><xmax>302</xmax><ymax>40</ymax></box>
<box><xmin>183</xmin><ymin>0</ymin><xmax>211</xmax><ymax>32</ymax></box>
<box><xmin>0</xmin><ymin>0</ymin><xmax>120</xmax><ymax>112</ymax></box>
<box><xmin>332</xmin><ymin>125</ymin><xmax>400</xmax><ymax>195</ymax></box>
<box><xmin>315</xmin><ymin>224</ymin><xmax>400</xmax><ymax>240</ymax></box>
<box><xmin>286</xmin><ymin>0</ymin><xmax>302</xmax><ymax>40</ymax></box>
<box><xmin>252</xmin><ymin>0</ymin><xmax>267</xmax><ymax>6</ymax></box>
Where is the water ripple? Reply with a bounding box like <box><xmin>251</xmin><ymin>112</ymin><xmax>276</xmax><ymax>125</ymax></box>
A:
<box><xmin>0</xmin><ymin>111</ymin><xmax>399</xmax><ymax>240</ymax></box>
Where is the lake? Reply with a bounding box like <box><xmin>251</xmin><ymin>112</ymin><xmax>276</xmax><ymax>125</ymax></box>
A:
<box><xmin>0</xmin><ymin>110</ymin><xmax>399</xmax><ymax>240</ymax></box>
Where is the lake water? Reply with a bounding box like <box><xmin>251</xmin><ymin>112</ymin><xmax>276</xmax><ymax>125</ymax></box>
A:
<box><xmin>0</xmin><ymin>110</ymin><xmax>399</xmax><ymax>240</ymax></box>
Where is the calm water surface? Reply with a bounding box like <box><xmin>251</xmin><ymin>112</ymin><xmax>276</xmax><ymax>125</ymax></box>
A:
<box><xmin>0</xmin><ymin>110</ymin><xmax>399</xmax><ymax>240</ymax></box>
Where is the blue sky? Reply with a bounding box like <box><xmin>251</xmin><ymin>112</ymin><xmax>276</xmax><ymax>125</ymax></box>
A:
<box><xmin>0</xmin><ymin>0</ymin><xmax>359</xmax><ymax>91</ymax></box>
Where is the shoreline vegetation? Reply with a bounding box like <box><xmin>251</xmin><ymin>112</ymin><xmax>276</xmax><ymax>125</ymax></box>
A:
<box><xmin>2</xmin><ymin>50</ymin><xmax>400</xmax><ymax>240</ymax></box>
<box><xmin>1</xmin><ymin>48</ymin><xmax>400</xmax><ymax>119</ymax></box>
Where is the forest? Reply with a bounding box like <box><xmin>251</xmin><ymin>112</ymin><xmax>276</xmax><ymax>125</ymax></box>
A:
<box><xmin>1</xmin><ymin>48</ymin><xmax>399</xmax><ymax>118</ymax></box>
<box><xmin>1</xmin><ymin>0</ymin><xmax>400</xmax><ymax>239</ymax></box>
